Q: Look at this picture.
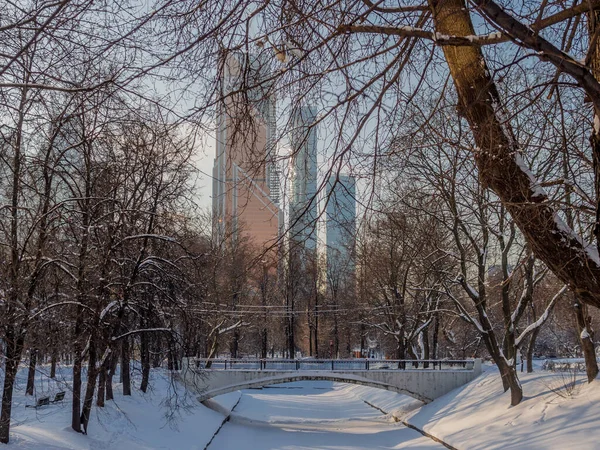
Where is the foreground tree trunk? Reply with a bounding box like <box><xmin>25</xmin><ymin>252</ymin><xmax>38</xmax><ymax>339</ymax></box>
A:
<box><xmin>526</xmin><ymin>326</ymin><xmax>541</xmax><ymax>373</ymax></box>
<box><xmin>80</xmin><ymin>339</ymin><xmax>98</xmax><ymax>434</ymax></box>
<box><xmin>140</xmin><ymin>330</ymin><xmax>150</xmax><ymax>393</ymax></box>
<box><xmin>574</xmin><ymin>299</ymin><xmax>599</xmax><ymax>382</ymax></box>
<box><xmin>26</xmin><ymin>348</ymin><xmax>37</xmax><ymax>396</ymax></box>
<box><xmin>71</xmin><ymin>308</ymin><xmax>84</xmax><ymax>433</ymax></box>
<box><xmin>0</xmin><ymin>329</ymin><xmax>25</xmax><ymax>443</ymax></box>
<box><xmin>97</xmin><ymin>346</ymin><xmax>111</xmax><ymax>407</ymax></box>
<box><xmin>106</xmin><ymin>351</ymin><xmax>118</xmax><ymax>401</ymax></box>
<box><xmin>429</xmin><ymin>0</ymin><xmax>600</xmax><ymax>315</ymax></box>
<box><xmin>121</xmin><ymin>337</ymin><xmax>131</xmax><ymax>396</ymax></box>
<box><xmin>50</xmin><ymin>350</ymin><xmax>57</xmax><ymax>379</ymax></box>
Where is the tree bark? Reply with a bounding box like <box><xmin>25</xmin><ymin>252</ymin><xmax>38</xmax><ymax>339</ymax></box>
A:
<box><xmin>261</xmin><ymin>327</ymin><xmax>268</xmax><ymax>359</ymax></box>
<box><xmin>429</xmin><ymin>0</ymin><xmax>600</xmax><ymax>312</ymax></box>
<box><xmin>97</xmin><ymin>359</ymin><xmax>106</xmax><ymax>407</ymax></box>
<box><xmin>432</xmin><ymin>315</ymin><xmax>440</xmax><ymax>359</ymax></box>
<box><xmin>574</xmin><ymin>299</ymin><xmax>599</xmax><ymax>382</ymax></box>
<box><xmin>80</xmin><ymin>339</ymin><xmax>98</xmax><ymax>434</ymax></box>
<box><xmin>121</xmin><ymin>337</ymin><xmax>131</xmax><ymax>396</ymax></box>
<box><xmin>0</xmin><ymin>328</ymin><xmax>25</xmax><ymax>443</ymax></box>
<box><xmin>140</xmin><ymin>329</ymin><xmax>150</xmax><ymax>393</ymax></box>
<box><xmin>50</xmin><ymin>349</ymin><xmax>57</xmax><ymax>379</ymax></box>
<box><xmin>423</xmin><ymin>326</ymin><xmax>430</xmax><ymax>368</ymax></box>
<box><xmin>106</xmin><ymin>350</ymin><xmax>118</xmax><ymax>401</ymax></box>
<box><xmin>26</xmin><ymin>348</ymin><xmax>37</xmax><ymax>396</ymax></box>
<box><xmin>526</xmin><ymin>326</ymin><xmax>541</xmax><ymax>373</ymax></box>
<box><xmin>71</xmin><ymin>308</ymin><xmax>84</xmax><ymax>433</ymax></box>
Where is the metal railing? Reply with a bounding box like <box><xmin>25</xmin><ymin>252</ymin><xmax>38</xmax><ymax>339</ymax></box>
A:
<box><xmin>193</xmin><ymin>358</ymin><xmax>475</xmax><ymax>371</ymax></box>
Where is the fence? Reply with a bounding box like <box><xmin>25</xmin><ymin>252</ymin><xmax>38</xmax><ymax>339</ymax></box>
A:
<box><xmin>193</xmin><ymin>358</ymin><xmax>475</xmax><ymax>371</ymax></box>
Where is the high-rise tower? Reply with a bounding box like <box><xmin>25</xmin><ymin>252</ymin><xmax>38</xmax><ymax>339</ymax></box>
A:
<box><xmin>326</xmin><ymin>175</ymin><xmax>356</xmax><ymax>277</ymax></box>
<box><xmin>289</xmin><ymin>106</ymin><xmax>318</xmax><ymax>252</ymax></box>
<box><xmin>212</xmin><ymin>50</ymin><xmax>280</xmax><ymax>250</ymax></box>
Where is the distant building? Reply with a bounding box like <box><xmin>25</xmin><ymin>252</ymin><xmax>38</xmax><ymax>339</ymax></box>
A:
<box><xmin>212</xmin><ymin>50</ymin><xmax>280</xmax><ymax>249</ymax></box>
<box><xmin>289</xmin><ymin>106</ymin><xmax>318</xmax><ymax>253</ymax></box>
<box><xmin>325</xmin><ymin>175</ymin><xmax>356</xmax><ymax>278</ymax></box>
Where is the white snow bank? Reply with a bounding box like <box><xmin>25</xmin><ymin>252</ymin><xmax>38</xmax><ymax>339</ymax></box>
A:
<box><xmin>406</xmin><ymin>366</ymin><xmax>600</xmax><ymax>450</ymax></box>
<box><xmin>3</xmin><ymin>364</ymin><xmax>229</xmax><ymax>449</ymax></box>
<box><xmin>336</xmin><ymin>383</ymin><xmax>424</xmax><ymax>420</ymax></box>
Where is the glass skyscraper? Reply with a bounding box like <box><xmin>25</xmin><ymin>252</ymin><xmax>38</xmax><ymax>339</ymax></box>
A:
<box><xmin>325</xmin><ymin>174</ymin><xmax>356</xmax><ymax>277</ymax></box>
<box><xmin>212</xmin><ymin>49</ymin><xmax>280</xmax><ymax>249</ymax></box>
<box><xmin>289</xmin><ymin>106</ymin><xmax>318</xmax><ymax>252</ymax></box>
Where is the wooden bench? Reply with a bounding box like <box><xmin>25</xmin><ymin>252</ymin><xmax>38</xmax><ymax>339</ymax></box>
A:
<box><xmin>26</xmin><ymin>391</ymin><xmax>65</xmax><ymax>408</ymax></box>
<box><xmin>52</xmin><ymin>391</ymin><xmax>65</xmax><ymax>403</ymax></box>
<box><xmin>26</xmin><ymin>396</ymin><xmax>50</xmax><ymax>408</ymax></box>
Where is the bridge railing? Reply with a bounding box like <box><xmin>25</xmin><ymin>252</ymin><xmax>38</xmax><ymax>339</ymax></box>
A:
<box><xmin>192</xmin><ymin>358</ymin><xmax>475</xmax><ymax>371</ymax></box>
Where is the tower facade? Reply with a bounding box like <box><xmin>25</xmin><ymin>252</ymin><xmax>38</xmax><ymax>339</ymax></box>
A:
<box><xmin>325</xmin><ymin>175</ymin><xmax>356</xmax><ymax>278</ymax></box>
<box><xmin>289</xmin><ymin>106</ymin><xmax>318</xmax><ymax>252</ymax></box>
<box><xmin>212</xmin><ymin>50</ymin><xmax>280</xmax><ymax>250</ymax></box>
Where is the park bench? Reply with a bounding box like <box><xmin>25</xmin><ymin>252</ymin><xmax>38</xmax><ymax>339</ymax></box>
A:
<box><xmin>26</xmin><ymin>396</ymin><xmax>49</xmax><ymax>408</ymax></box>
<box><xmin>26</xmin><ymin>391</ymin><xmax>65</xmax><ymax>409</ymax></box>
<box><xmin>52</xmin><ymin>391</ymin><xmax>65</xmax><ymax>403</ymax></box>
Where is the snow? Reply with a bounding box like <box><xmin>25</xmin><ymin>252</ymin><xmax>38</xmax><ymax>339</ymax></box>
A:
<box><xmin>553</xmin><ymin>213</ymin><xmax>600</xmax><ymax>266</ymax></box>
<box><xmin>514</xmin><ymin>285</ymin><xmax>566</xmax><ymax>348</ymax></box>
<box><xmin>581</xmin><ymin>328</ymin><xmax>590</xmax><ymax>340</ymax></box>
<box><xmin>2</xmin><ymin>364</ymin><xmax>227</xmax><ymax>449</ymax></box>
<box><xmin>514</xmin><ymin>153</ymin><xmax>546</xmax><ymax>199</ymax></box>
<box><xmin>209</xmin><ymin>381</ymin><xmax>443</xmax><ymax>449</ymax></box>
<box><xmin>3</xmin><ymin>361</ymin><xmax>599</xmax><ymax>449</ymax></box>
<box><xmin>406</xmin><ymin>365</ymin><xmax>600</xmax><ymax>450</ymax></box>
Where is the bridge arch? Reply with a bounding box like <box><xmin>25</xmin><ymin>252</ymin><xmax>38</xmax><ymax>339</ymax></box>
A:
<box><xmin>197</xmin><ymin>373</ymin><xmax>430</xmax><ymax>403</ymax></box>
<box><xmin>179</xmin><ymin>358</ymin><xmax>482</xmax><ymax>405</ymax></box>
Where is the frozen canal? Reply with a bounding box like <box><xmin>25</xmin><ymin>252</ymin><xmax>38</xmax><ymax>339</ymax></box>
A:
<box><xmin>209</xmin><ymin>381</ymin><xmax>444</xmax><ymax>449</ymax></box>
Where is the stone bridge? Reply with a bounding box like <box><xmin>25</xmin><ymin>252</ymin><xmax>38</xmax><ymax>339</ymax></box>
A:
<box><xmin>180</xmin><ymin>358</ymin><xmax>482</xmax><ymax>403</ymax></box>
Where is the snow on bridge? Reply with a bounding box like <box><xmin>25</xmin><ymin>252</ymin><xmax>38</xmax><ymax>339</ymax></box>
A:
<box><xmin>180</xmin><ymin>358</ymin><xmax>482</xmax><ymax>403</ymax></box>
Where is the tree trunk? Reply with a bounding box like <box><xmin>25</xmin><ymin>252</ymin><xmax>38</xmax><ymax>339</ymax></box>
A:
<box><xmin>50</xmin><ymin>349</ymin><xmax>57</xmax><ymax>379</ymax></box>
<box><xmin>152</xmin><ymin>334</ymin><xmax>161</xmax><ymax>368</ymax></box>
<box><xmin>71</xmin><ymin>309</ymin><xmax>84</xmax><ymax>433</ymax></box>
<box><xmin>432</xmin><ymin>315</ymin><xmax>440</xmax><ymax>359</ymax></box>
<box><xmin>26</xmin><ymin>348</ymin><xmax>37</xmax><ymax>396</ymax></box>
<box><xmin>314</xmin><ymin>294</ymin><xmax>319</xmax><ymax>358</ymax></box>
<box><xmin>333</xmin><ymin>308</ymin><xmax>339</xmax><ymax>359</ymax></box>
<box><xmin>423</xmin><ymin>327</ymin><xmax>430</xmax><ymax>368</ymax></box>
<box><xmin>105</xmin><ymin>351</ymin><xmax>118</xmax><ymax>401</ymax></box>
<box><xmin>526</xmin><ymin>326</ymin><xmax>541</xmax><ymax>373</ymax></box>
<box><xmin>97</xmin><ymin>346</ymin><xmax>112</xmax><ymax>407</ymax></box>
<box><xmin>80</xmin><ymin>339</ymin><xmax>98</xmax><ymax>434</ymax></box>
<box><xmin>231</xmin><ymin>329</ymin><xmax>239</xmax><ymax>359</ymax></box>
<box><xmin>261</xmin><ymin>328</ymin><xmax>268</xmax><ymax>359</ymax></box>
<box><xmin>140</xmin><ymin>330</ymin><xmax>150</xmax><ymax>393</ymax></box>
<box><xmin>121</xmin><ymin>337</ymin><xmax>131</xmax><ymax>396</ymax></box>
<box><xmin>97</xmin><ymin>361</ymin><xmax>106</xmax><ymax>407</ymax></box>
<box><xmin>574</xmin><ymin>299</ymin><xmax>599</xmax><ymax>382</ymax></box>
<box><xmin>167</xmin><ymin>336</ymin><xmax>178</xmax><ymax>370</ymax></box>
<box><xmin>430</xmin><ymin>0</ymin><xmax>600</xmax><ymax>313</ymax></box>
<box><xmin>0</xmin><ymin>328</ymin><xmax>25</xmax><ymax>444</ymax></box>
<box><xmin>478</xmin><ymin>307</ymin><xmax>523</xmax><ymax>405</ymax></box>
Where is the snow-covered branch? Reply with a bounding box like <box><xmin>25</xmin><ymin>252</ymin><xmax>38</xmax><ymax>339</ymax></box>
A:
<box><xmin>515</xmin><ymin>285</ymin><xmax>567</xmax><ymax>348</ymax></box>
<box><xmin>112</xmin><ymin>328</ymin><xmax>173</xmax><ymax>341</ymax></box>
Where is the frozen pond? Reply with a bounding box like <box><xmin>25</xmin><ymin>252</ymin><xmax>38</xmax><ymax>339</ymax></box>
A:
<box><xmin>209</xmin><ymin>381</ymin><xmax>444</xmax><ymax>450</ymax></box>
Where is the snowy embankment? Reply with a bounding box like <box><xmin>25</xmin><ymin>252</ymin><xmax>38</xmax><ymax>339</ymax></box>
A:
<box><xmin>339</xmin><ymin>364</ymin><xmax>600</xmax><ymax>450</ymax></box>
<box><xmin>2</xmin><ymin>362</ymin><xmax>598</xmax><ymax>449</ymax></box>
<box><xmin>2</xmin><ymin>364</ymin><xmax>229</xmax><ymax>449</ymax></box>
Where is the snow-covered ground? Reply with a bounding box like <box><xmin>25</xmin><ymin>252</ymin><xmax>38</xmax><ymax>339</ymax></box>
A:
<box><xmin>338</xmin><ymin>364</ymin><xmax>600</xmax><ymax>450</ymax></box>
<box><xmin>407</xmin><ymin>365</ymin><xmax>600</xmax><ymax>450</ymax></box>
<box><xmin>2</xmin><ymin>364</ymin><xmax>227</xmax><ymax>449</ymax></box>
<box><xmin>1</xmin><ymin>361</ymin><xmax>598</xmax><ymax>449</ymax></box>
<box><xmin>209</xmin><ymin>381</ymin><xmax>442</xmax><ymax>449</ymax></box>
